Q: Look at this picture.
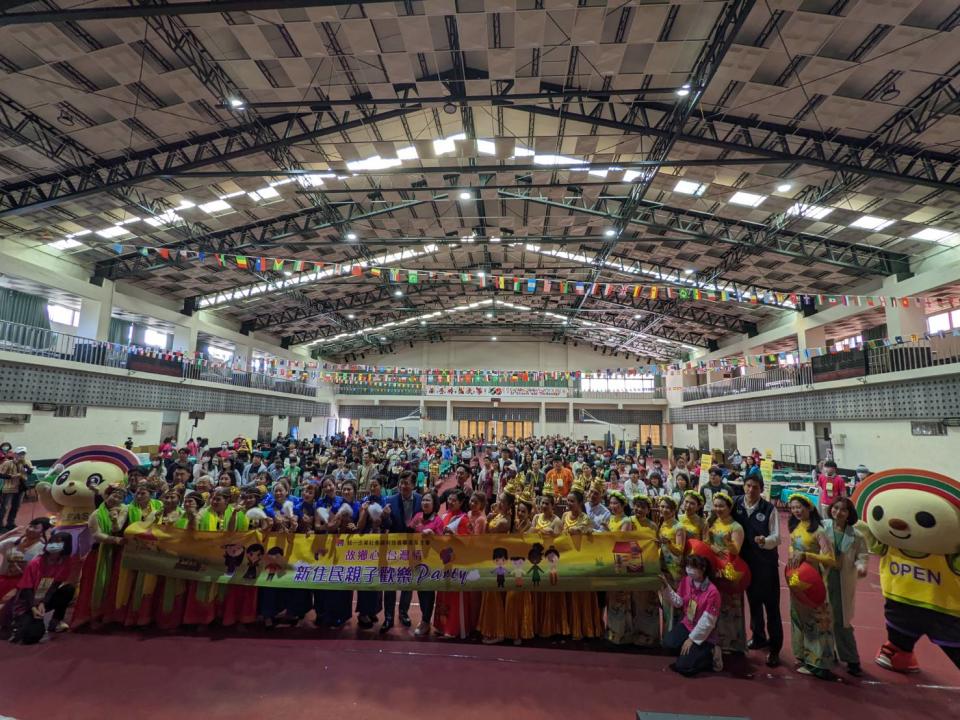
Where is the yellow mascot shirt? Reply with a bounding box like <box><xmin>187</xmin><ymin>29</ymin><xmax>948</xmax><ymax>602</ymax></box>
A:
<box><xmin>880</xmin><ymin>547</ymin><xmax>960</xmax><ymax>617</ymax></box>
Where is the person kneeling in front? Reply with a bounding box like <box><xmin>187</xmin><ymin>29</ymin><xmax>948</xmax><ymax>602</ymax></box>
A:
<box><xmin>661</xmin><ymin>555</ymin><xmax>721</xmax><ymax>677</ymax></box>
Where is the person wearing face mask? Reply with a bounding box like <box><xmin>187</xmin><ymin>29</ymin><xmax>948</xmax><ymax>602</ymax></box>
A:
<box><xmin>0</xmin><ymin>517</ymin><xmax>52</xmax><ymax>602</ymax></box>
<box><xmin>853</xmin><ymin>465</ymin><xmax>870</xmax><ymax>489</ymax></box>
<box><xmin>817</xmin><ymin>460</ymin><xmax>846</xmax><ymax>518</ymax></box>
<box><xmin>6</xmin><ymin>531</ymin><xmax>78</xmax><ymax>642</ymax></box>
<box><xmin>661</xmin><ymin>555</ymin><xmax>722</xmax><ymax>676</ymax></box>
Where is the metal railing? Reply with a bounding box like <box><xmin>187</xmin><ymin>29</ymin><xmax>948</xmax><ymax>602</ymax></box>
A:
<box><xmin>0</xmin><ymin>319</ymin><xmax>318</xmax><ymax>398</ymax></box>
<box><xmin>571</xmin><ymin>388</ymin><xmax>665</xmax><ymax>400</ymax></box>
<box><xmin>682</xmin><ymin>336</ymin><xmax>960</xmax><ymax>402</ymax></box>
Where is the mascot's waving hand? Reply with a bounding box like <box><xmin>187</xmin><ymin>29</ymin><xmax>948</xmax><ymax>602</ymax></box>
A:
<box><xmin>853</xmin><ymin>469</ymin><xmax>960</xmax><ymax>673</ymax></box>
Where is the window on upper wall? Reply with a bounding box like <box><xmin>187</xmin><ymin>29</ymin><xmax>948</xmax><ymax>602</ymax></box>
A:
<box><xmin>47</xmin><ymin>303</ymin><xmax>79</xmax><ymax>327</ymax></box>
<box><xmin>927</xmin><ymin>309</ymin><xmax>960</xmax><ymax>334</ymax></box>
<box><xmin>581</xmin><ymin>374</ymin><xmax>656</xmax><ymax>393</ymax></box>
<box><xmin>789</xmin><ymin>422</ymin><xmax>806</xmax><ymax>431</ymax></box>
<box><xmin>206</xmin><ymin>346</ymin><xmax>233</xmax><ymax>362</ymax></box>
<box><xmin>143</xmin><ymin>328</ymin><xmax>169</xmax><ymax>348</ymax></box>
<box><xmin>911</xmin><ymin>421</ymin><xmax>947</xmax><ymax>436</ymax></box>
<box><xmin>832</xmin><ymin>334</ymin><xmax>862</xmax><ymax>352</ymax></box>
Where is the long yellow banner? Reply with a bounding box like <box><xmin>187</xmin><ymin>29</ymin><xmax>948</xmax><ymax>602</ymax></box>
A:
<box><xmin>121</xmin><ymin>523</ymin><xmax>661</xmax><ymax>592</ymax></box>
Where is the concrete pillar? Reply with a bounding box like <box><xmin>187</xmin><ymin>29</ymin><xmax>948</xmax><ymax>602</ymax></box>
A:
<box><xmin>539</xmin><ymin>401</ymin><xmax>546</xmax><ymax>434</ymax></box>
<box><xmin>799</xmin><ymin>325</ymin><xmax>827</xmax><ymax>353</ymax></box>
<box><xmin>885</xmin><ymin>301</ymin><xmax>927</xmax><ymax>341</ymax></box>
<box><xmin>445</xmin><ymin>399</ymin><xmax>453</xmax><ymax>436</ymax></box>
<box><xmin>172</xmin><ymin>324</ymin><xmax>198</xmax><ymax>354</ymax></box>
<box><xmin>567</xmin><ymin>401</ymin><xmax>575</xmax><ymax>435</ymax></box>
<box><xmin>233</xmin><ymin>342</ymin><xmax>252</xmax><ymax>371</ymax></box>
<box><xmin>76</xmin><ymin>297</ymin><xmax>111</xmax><ymax>341</ymax></box>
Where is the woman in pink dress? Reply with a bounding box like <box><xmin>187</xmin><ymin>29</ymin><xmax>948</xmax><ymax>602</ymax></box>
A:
<box><xmin>430</xmin><ymin>488</ymin><xmax>477</xmax><ymax>639</ymax></box>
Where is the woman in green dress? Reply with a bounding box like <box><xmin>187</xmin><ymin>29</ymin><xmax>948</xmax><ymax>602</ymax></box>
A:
<box><xmin>787</xmin><ymin>494</ymin><xmax>839</xmax><ymax>681</ymax></box>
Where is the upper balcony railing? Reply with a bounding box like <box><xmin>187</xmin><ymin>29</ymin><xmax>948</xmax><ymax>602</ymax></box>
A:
<box><xmin>335</xmin><ymin>383</ymin><xmax>666</xmax><ymax>400</ymax></box>
<box><xmin>682</xmin><ymin>336</ymin><xmax>960</xmax><ymax>403</ymax></box>
<box><xmin>0</xmin><ymin>319</ymin><xmax>318</xmax><ymax>398</ymax></box>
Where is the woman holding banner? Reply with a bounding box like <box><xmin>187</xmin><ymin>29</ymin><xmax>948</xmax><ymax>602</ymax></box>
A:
<box><xmin>431</xmin><ymin>488</ymin><xmax>477</xmax><ymax>639</ymax></box>
<box><xmin>182</xmin><ymin>488</ymin><xmax>250</xmax><ymax>626</ymax></box>
<box><xmin>561</xmin><ymin>484</ymin><xmax>603</xmax><ymax>640</ymax></box>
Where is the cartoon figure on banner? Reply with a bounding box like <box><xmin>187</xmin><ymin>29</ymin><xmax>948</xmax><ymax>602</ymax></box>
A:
<box><xmin>223</xmin><ymin>542</ymin><xmax>245</xmax><ymax>576</ymax></box>
<box><xmin>853</xmin><ymin>469</ymin><xmax>960</xmax><ymax>673</ymax></box>
<box><xmin>545</xmin><ymin>546</ymin><xmax>561</xmax><ymax>586</ymax></box>
<box><xmin>492</xmin><ymin>547</ymin><xmax>508</xmax><ymax>589</ymax></box>
<box><xmin>511</xmin><ymin>556</ymin><xmax>526</xmax><ymax>588</ymax></box>
<box><xmin>243</xmin><ymin>544</ymin><xmax>264</xmax><ymax>580</ymax></box>
<box><xmin>36</xmin><ymin>445</ymin><xmax>139</xmax><ymax>555</ymax></box>
<box><xmin>527</xmin><ymin>543</ymin><xmax>544</xmax><ymax>586</ymax></box>
<box><xmin>265</xmin><ymin>547</ymin><xmax>286</xmax><ymax>580</ymax></box>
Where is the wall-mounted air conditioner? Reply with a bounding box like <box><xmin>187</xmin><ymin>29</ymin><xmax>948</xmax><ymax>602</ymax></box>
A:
<box><xmin>131</xmin><ymin>421</ymin><xmax>147</xmax><ymax>434</ymax></box>
<box><xmin>0</xmin><ymin>414</ymin><xmax>30</xmax><ymax>426</ymax></box>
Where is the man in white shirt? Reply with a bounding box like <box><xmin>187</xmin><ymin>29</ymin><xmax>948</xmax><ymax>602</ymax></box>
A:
<box><xmin>584</xmin><ymin>481</ymin><xmax>611</xmax><ymax>532</ymax></box>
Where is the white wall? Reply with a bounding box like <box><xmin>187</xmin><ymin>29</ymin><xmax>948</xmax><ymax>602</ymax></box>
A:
<box><xmin>0</xmin><ymin>403</ymin><xmax>165</xmax><ymax>460</ymax></box>
<box><xmin>830</xmin><ymin>420</ymin><xmax>959</xmax><ymax>471</ymax></box>
<box><xmin>179</xmin><ymin>412</ymin><xmax>261</xmax><ymax>446</ymax></box>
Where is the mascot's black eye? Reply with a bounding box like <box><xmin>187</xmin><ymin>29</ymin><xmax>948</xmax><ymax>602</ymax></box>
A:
<box><xmin>55</xmin><ymin>470</ymin><xmax>70</xmax><ymax>485</ymax></box>
<box><xmin>872</xmin><ymin>505</ymin><xmax>884</xmax><ymax>521</ymax></box>
<box><xmin>85</xmin><ymin>473</ymin><xmax>103</xmax><ymax>489</ymax></box>
<box><xmin>915</xmin><ymin>511</ymin><xmax>936</xmax><ymax>528</ymax></box>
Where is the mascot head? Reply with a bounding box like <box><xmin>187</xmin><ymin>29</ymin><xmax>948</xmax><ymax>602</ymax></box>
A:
<box><xmin>40</xmin><ymin>445</ymin><xmax>140</xmax><ymax>521</ymax></box>
<box><xmin>852</xmin><ymin>469</ymin><xmax>960</xmax><ymax>556</ymax></box>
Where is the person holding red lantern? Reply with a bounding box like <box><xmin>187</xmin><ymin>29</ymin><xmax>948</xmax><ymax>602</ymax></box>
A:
<box><xmin>786</xmin><ymin>493</ymin><xmax>839</xmax><ymax>681</ymax></box>
<box><xmin>706</xmin><ymin>492</ymin><xmax>747</xmax><ymax>660</ymax></box>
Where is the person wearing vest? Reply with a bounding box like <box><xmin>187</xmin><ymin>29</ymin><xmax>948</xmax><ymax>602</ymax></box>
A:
<box><xmin>733</xmin><ymin>475</ymin><xmax>782</xmax><ymax>668</ymax></box>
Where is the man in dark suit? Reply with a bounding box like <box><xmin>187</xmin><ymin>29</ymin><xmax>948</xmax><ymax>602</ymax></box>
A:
<box><xmin>732</xmin><ymin>475</ymin><xmax>783</xmax><ymax>667</ymax></box>
<box><xmin>380</xmin><ymin>470</ymin><xmax>421</xmax><ymax>633</ymax></box>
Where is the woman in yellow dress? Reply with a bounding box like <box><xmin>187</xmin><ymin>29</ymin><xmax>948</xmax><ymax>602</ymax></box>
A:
<box><xmin>505</xmin><ymin>487</ymin><xmax>536</xmax><ymax>645</ymax></box>
<box><xmin>706</xmin><ymin>492</ymin><xmax>746</xmax><ymax>657</ymax></box>
<box><xmin>787</xmin><ymin>494</ymin><xmax>840</xmax><ymax>681</ymax></box>
<box><xmin>531</xmin><ymin>490</ymin><xmax>568</xmax><ymax>637</ymax></box>
<box><xmin>477</xmin><ymin>484</ymin><xmax>516</xmax><ymax>644</ymax></box>
<box><xmin>657</xmin><ymin>496</ymin><xmax>687</xmax><ymax>632</ymax></box>
<box><xmin>680</xmin><ymin>490</ymin><xmax>706</xmax><ymax>541</ymax></box>
<box><xmin>561</xmin><ymin>485</ymin><xmax>603</xmax><ymax>640</ymax></box>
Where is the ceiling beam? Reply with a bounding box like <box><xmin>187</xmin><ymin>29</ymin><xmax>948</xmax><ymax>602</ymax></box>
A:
<box><xmin>498</xmin><ymin>191</ymin><xmax>909</xmax><ymax>276</ymax></box>
<box><xmin>96</xmin><ymin>197</ymin><xmax>436</xmax><ymax>280</ymax></box>
<box><xmin>0</xmin><ymin>0</ymin><xmax>410</xmax><ymax>24</ymax></box>
<box><xmin>239</xmin><ymin>280</ymin><xmax>753</xmax><ymax>336</ymax></box>
<box><xmin>0</xmin><ymin>107</ymin><xmax>418</xmax><ymax>218</ymax></box>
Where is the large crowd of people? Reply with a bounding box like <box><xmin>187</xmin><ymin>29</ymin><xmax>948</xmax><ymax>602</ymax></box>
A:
<box><xmin>0</xmin><ymin>432</ymin><xmax>876</xmax><ymax>679</ymax></box>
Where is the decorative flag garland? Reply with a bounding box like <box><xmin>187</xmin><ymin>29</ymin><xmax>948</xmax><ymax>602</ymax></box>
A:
<box><xmin>108</xmin><ymin>243</ymin><xmax>960</xmax><ymax>312</ymax></box>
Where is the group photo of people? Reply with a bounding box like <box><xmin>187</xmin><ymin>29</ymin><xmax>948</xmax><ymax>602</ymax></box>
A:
<box><xmin>0</xmin><ymin>430</ymin><xmax>920</xmax><ymax>683</ymax></box>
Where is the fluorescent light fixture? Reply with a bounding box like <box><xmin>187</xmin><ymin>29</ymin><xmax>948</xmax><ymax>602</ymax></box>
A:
<box><xmin>95</xmin><ymin>226</ymin><xmax>129</xmax><ymax>239</ymax></box>
<box><xmin>729</xmin><ymin>191</ymin><xmax>767</xmax><ymax>207</ymax></box>
<box><xmin>911</xmin><ymin>227</ymin><xmax>957</xmax><ymax>243</ymax></box>
<box><xmin>346</xmin><ymin>232</ymin><xmax>358</xmax><ymax>241</ymax></box>
<box><xmin>776</xmin><ymin>183</ymin><xmax>793</xmax><ymax>193</ymax></box>
<box><xmin>173</xmin><ymin>199</ymin><xmax>195</xmax><ymax>210</ymax></box>
<box><xmin>787</xmin><ymin>203</ymin><xmax>834</xmax><ymax>220</ymax></box>
<box><xmin>485</xmin><ymin>312</ymin><xmax>493</xmax><ymax>318</ymax></box>
<box><xmin>347</xmin><ymin>155</ymin><xmax>402</xmax><ymax>172</ymax></box>
<box><xmin>297</xmin><ymin>174</ymin><xmax>326</xmax><ymax>188</ymax></box>
<box><xmin>347</xmin><ymin>314</ymin><xmax>355</xmax><ymax>319</ymax></box>
<box><xmin>69</xmin><ymin>229</ymin><xmax>92</xmax><ymax>238</ymax></box>
<box><xmin>673</xmin><ymin>179</ymin><xmax>707</xmax><ymax>196</ymax></box>
<box><xmin>219</xmin><ymin>190</ymin><xmax>246</xmax><ymax>199</ymax></box>
<box><xmin>420</xmin><ymin>320</ymin><xmax>427</xmax><ymax>325</ymax></box>
<box><xmin>459</xmin><ymin>191</ymin><xmax>472</xmax><ymax>200</ymax></box>
<box><xmin>50</xmin><ymin>239</ymin><xmax>83</xmax><ymax>250</ymax></box>
<box><xmin>676</xmin><ymin>83</ymin><xmax>691</xmax><ymax>97</ymax></box>
<box><xmin>144</xmin><ymin>211</ymin><xmax>182</xmax><ymax>227</ymax></box>
<box><xmin>489</xmin><ymin>236</ymin><xmax>501</xmax><ymax>243</ymax></box>
<box><xmin>850</xmin><ymin>215</ymin><xmax>894</xmax><ymax>232</ymax></box>
<box><xmin>633</xmin><ymin>314</ymin><xmax>642</xmax><ymax>319</ymax></box>
<box><xmin>604</xmin><ymin>228</ymin><xmax>616</xmax><ymax>237</ymax></box>
<box><xmin>379</xmin><ymin>336</ymin><xmax>387</xmax><ymax>341</ymax></box>
<box><xmin>249</xmin><ymin>186</ymin><xmax>280</xmax><ymax>201</ymax></box>
<box><xmin>269</xmin><ymin>178</ymin><xmax>296</xmax><ymax>187</ymax></box>
<box><xmin>685</xmin><ymin>268</ymin><xmax>695</xmax><ymax>274</ymax></box>
<box><xmin>228</xmin><ymin>98</ymin><xmax>245</xmax><ymax>109</ymax></box>
<box><xmin>490</xmin><ymin>336</ymin><xmax>497</xmax><ymax>341</ymax></box>
<box><xmin>199</xmin><ymin>200</ymin><xmax>232</xmax><ymax>214</ymax></box>
<box><xmin>394</xmin><ymin>290</ymin><xmax>403</xmax><ymax>297</ymax></box>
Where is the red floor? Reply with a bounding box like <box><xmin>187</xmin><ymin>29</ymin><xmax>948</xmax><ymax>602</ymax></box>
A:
<box><xmin>1</xmin><ymin>501</ymin><xmax>957</xmax><ymax>720</ymax></box>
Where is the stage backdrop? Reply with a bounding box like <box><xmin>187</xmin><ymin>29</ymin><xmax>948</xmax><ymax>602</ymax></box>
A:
<box><xmin>122</xmin><ymin>523</ymin><xmax>660</xmax><ymax>592</ymax></box>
